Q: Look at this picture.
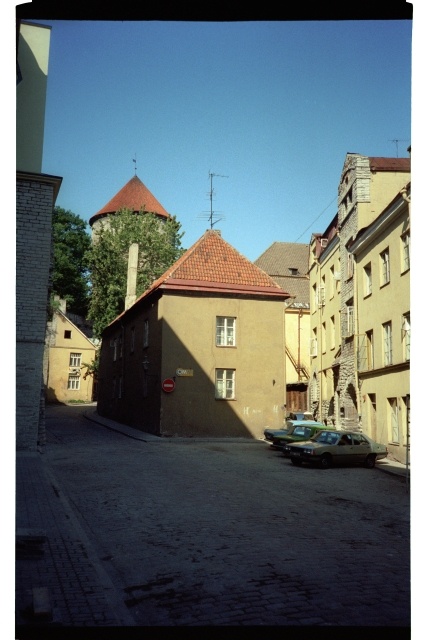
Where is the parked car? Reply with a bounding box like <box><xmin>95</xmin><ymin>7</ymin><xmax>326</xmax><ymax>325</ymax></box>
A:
<box><xmin>287</xmin><ymin>430</ymin><xmax>388</xmax><ymax>469</ymax></box>
<box><xmin>270</xmin><ymin>421</ymin><xmax>332</xmax><ymax>454</ymax></box>
<box><xmin>264</xmin><ymin>425</ymin><xmax>291</xmax><ymax>442</ymax></box>
<box><xmin>263</xmin><ymin>412</ymin><xmax>314</xmax><ymax>442</ymax></box>
<box><xmin>286</xmin><ymin>411</ymin><xmax>314</xmax><ymax>422</ymax></box>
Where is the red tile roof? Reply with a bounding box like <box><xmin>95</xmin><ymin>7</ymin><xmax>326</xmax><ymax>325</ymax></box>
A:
<box><xmin>368</xmin><ymin>157</ymin><xmax>410</xmax><ymax>172</ymax></box>
<box><xmin>106</xmin><ymin>230</ymin><xmax>290</xmax><ymax>330</ymax></box>
<box><xmin>89</xmin><ymin>175</ymin><xmax>170</xmax><ymax>226</ymax></box>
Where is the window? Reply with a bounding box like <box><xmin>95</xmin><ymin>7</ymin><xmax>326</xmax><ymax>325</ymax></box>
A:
<box><xmin>342</xmin><ymin>303</ymin><xmax>354</xmax><ymax>338</ymax></box>
<box><xmin>143</xmin><ymin>319</ymin><xmax>149</xmax><ymax>348</ymax></box>
<box><xmin>402</xmin><ymin>232</ymin><xmax>410</xmax><ymax>272</ymax></box>
<box><xmin>67</xmin><ymin>374</ymin><xmax>80</xmax><ymax>390</ymax></box>
<box><xmin>329</xmin><ymin>266</ymin><xmax>335</xmax><ymax>299</ymax></box>
<box><xmin>330</xmin><ymin>316</ymin><xmax>335</xmax><ymax>350</ymax></box>
<box><xmin>216</xmin><ymin>317</ymin><xmax>236</xmax><ymax>347</ymax></box>
<box><xmin>215</xmin><ymin>369</ymin><xmax>235</xmax><ymax>399</ymax></box>
<box><xmin>64</xmin><ymin>330</ymin><xmax>72</xmax><ymax>339</ymax></box>
<box><xmin>289</xmin><ymin>267</ymin><xmax>299</xmax><ymax>275</ymax></box>
<box><xmin>312</xmin><ymin>284</ymin><xmax>317</xmax><ymax>313</ymax></box>
<box><xmin>366</xmin><ymin>330</ymin><xmax>374</xmax><ymax>369</ymax></box>
<box><xmin>69</xmin><ymin>352</ymin><xmax>82</xmax><ymax>367</ymax></box>
<box><xmin>322</xmin><ymin>322</ymin><xmax>326</xmax><ymax>353</ymax></box>
<box><xmin>363</xmin><ymin>263</ymin><xmax>372</xmax><ymax>296</ymax></box>
<box><xmin>118</xmin><ymin>376</ymin><xmax>123</xmax><ymax>399</ymax></box>
<box><xmin>380</xmin><ymin>248</ymin><xmax>390</xmax><ymax>285</ymax></box>
<box><xmin>402</xmin><ymin>313</ymin><xmax>410</xmax><ymax>361</ymax></box>
<box><xmin>113</xmin><ymin>339</ymin><xmax>118</xmax><ymax>362</ymax></box>
<box><xmin>347</xmin><ymin>253</ymin><xmax>354</xmax><ymax>279</ymax></box>
<box><xmin>388</xmin><ymin>397</ymin><xmax>399</xmax><ymax>443</ymax></box>
<box><xmin>310</xmin><ymin>328</ymin><xmax>318</xmax><ymax>357</ymax></box>
<box><xmin>130</xmin><ymin>327</ymin><xmax>135</xmax><ymax>353</ymax></box>
<box><xmin>383</xmin><ymin>322</ymin><xmax>393</xmax><ymax>366</ymax></box>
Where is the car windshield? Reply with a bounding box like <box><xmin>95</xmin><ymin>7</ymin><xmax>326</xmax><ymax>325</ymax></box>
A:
<box><xmin>314</xmin><ymin>431</ymin><xmax>340</xmax><ymax>445</ymax></box>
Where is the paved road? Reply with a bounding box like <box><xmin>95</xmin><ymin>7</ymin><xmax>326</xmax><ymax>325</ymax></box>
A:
<box><xmin>41</xmin><ymin>404</ymin><xmax>410</xmax><ymax>627</ymax></box>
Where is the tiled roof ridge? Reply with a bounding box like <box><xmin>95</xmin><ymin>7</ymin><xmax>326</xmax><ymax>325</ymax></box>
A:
<box><xmin>105</xmin><ymin>230</ymin><xmax>289</xmax><ymax>331</ymax></box>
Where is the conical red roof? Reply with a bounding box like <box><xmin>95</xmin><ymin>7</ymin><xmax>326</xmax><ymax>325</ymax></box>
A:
<box><xmin>89</xmin><ymin>175</ymin><xmax>170</xmax><ymax>226</ymax></box>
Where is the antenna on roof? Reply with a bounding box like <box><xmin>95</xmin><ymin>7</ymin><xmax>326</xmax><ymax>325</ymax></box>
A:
<box><xmin>132</xmin><ymin>153</ymin><xmax>137</xmax><ymax>175</ymax></box>
<box><xmin>207</xmin><ymin>171</ymin><xmax>228</xmax><ymax>229</ymax></box>
<box><xmin>389</xmin><ymin>139</ymin><xmax>409</xmax><ymax>158</ymax></box>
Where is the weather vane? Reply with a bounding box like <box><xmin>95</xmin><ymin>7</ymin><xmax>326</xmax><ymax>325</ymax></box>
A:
<box><xmin>132</xmin><ymin>153</ymin><xmax>137</xmax><ymax>175</ymax></box>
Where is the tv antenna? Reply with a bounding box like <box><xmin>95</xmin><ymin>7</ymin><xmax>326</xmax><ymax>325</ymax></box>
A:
<box><xmin>132</xmin><ymin>153</ymin><xmax>137</xmax><ymax>175</ymax></box>
<box><xmin>206</xmin><ymin>171</ymin><xmax>228</xmax><ymax>229</ymax></box>
<box><xmin>389</xmin><ymin>139</ymin><xmax>409</xmax><ymax>158</ymax></box>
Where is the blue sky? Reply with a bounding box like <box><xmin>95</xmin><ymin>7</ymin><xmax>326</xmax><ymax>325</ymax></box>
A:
<box><xmin>34</xmin><ymin>19</ymin><xmax>412</xmax><ymax>262</ymax></box>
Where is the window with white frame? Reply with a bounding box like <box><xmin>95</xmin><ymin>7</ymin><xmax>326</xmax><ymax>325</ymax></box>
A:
<box><xmin>380</xmin><ymin>248</ymin><xmax>390</xmax><ymax>285</ymax></box>
<box><xmin>216</xmin><ymin>317</ymin><xmax>236</xmax><ymax>347</ymax></box>
<box><xmin>310</xmin><ymin>327</ymin><xmax>318</xmax><ymax>357</ymax></box>
<box><xmin>215</xmin><ymin>369</ymin><xmax>235</xmax><ymax>399</ymax></box>
<box><xmin>388</xmin><ymin>397</ymin><xmax>399</xmax><ymax>443</ymax></box>
<box><xmin>69</xmin><ymin>352</ymin><xmax>82</xmax><ymax>367</ymax></box>
<box><xmin>402</xmin><ymin>232</ymin><xmax>410</xmax><ymax>272</ymax></box>
<box><xmin>383</xmin><ymin>321</ymin><xmax>393</xmax><ymax>366</ymax></box>
<box><xmin>402</xmin><ymin>313</ymin><xmax>410</xmax><ymax>361</ymax></box>
<box><xmin>343</xmin><ymin>303</ymin><xmax>354</xmax><ymax>338</ymax></box>
<box><xmin>67</xmin><ymin>374</ymin><xmax>80</xmax><ymax>390</ymax></box>
<box><xmin>363</xmin><ymin>263</ymin><xmax>372</xmax><ymax>296</ymax></box>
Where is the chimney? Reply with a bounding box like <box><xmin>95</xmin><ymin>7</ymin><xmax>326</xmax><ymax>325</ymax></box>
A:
<box><xmin>125</xmin><ymin>243</ymin><xmax>139</xmax><ymax>310</ymax></box>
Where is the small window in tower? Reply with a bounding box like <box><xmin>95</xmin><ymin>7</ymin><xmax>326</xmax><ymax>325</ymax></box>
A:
<box><xmin>64</xmin><ymin>330</ymin><xmax>72</xmax><ymax>339</ymax></box>
<box><xmin>289</xmin><ymin>268</ymin><xmax>299</xmax><ymax>275</ymax></box>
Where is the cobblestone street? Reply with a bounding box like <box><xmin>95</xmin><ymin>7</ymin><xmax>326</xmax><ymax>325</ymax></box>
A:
<box><xmin>16</xmin><ymin>404</ymin><xmax>410</xmax><ymax>633</ymax></box>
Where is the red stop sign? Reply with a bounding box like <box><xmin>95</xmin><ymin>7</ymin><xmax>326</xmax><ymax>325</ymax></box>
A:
<box><xmin>162</xmin><ymin>378</ymin><xmax>175</xmax><ymax>393</ymax></box>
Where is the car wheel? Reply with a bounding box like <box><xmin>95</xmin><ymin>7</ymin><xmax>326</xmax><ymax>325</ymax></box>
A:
<box><xmin>319</xmin><ymin>453</ymin><xmax>332</xmax><ymax>469</ymax></box>
<box><xmin>364</xmin><ymin>454</ymin><xmax>376</xmax><ymax>469</ymax></box>
<box><xmin>291</xmin><ymin>458</ymin><xmax>303</xmax><ymax>466</ymax></box>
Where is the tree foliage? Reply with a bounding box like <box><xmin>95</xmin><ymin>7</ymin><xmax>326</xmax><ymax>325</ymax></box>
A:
<box><xmin>86</xmin><ymin>208</ymin><xmax>185</xmax><ymax>337</ymax></box>
<box><xmin>52</xmin><ymin>207</ymin><xmax>91</xmax><ymax>316</ymax></box>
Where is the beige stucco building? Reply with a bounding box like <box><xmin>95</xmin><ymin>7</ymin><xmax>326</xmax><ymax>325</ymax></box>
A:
<box><xmin>97</xmin><ymin>230</ymin><xmax>290</xmax><ymax>439</ymax></box>
<box><xmin>308</xmin><ymin>153</ymin><xmax>410</xmax><ymax>462</ymax></box>
<box><xmin>46</xmin><ymin>303</ymin><xmax>97</xmax><ymax>404</ymax></box>
<box><xmin>255</xmin><ymin>242</ymin><xmax>310</xmax><ymax>413</ymax></box>
<box><xmin>349</xmin><ymin>184</ymin><xmax>410</xmax><ymax>464</ymax></box>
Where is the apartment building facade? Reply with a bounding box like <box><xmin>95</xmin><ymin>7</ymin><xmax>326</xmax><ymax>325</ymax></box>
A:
<box><xmin>309</xmin><ymin>153</ymin><xmax>410</xmax><ymax>460</ymax></box>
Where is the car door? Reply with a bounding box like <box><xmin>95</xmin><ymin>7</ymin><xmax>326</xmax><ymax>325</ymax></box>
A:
<box><xmin>335</xmin><ymin>433</ymin><xmax>355</xmax><ymax>463</ymax></box>
<box><xmin>351</xmin><ymin>433</ymin><xmax>372</xmax><ymax>462</ymax></box>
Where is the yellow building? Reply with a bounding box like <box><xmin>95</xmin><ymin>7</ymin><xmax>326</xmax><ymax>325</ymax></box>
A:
<box><xmin>46</xmin><ymin>305</ymin><xmax>97</xmax><ymax>404</ymax></box>
<box><xmin>350</xmin><ymin>184</ymin><xmax>410</xmax><ymax>463</ymax></box>
<box><xmin>255</xmin><ymin>242</ymin><xmax>310</xmax><ymax>413</ymax></box>
<box><xmin>309</xmin><ymin>215</ymin><xmax>341</xmax><ymax>424</ymax></box>
<box><xmin>309</xmin><ymin>153</ymin><xmax>410</xmax><ymax>449</ymax></box>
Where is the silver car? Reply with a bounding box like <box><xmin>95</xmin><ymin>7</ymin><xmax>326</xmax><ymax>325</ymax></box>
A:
<box><xmin>287</xmin><ymin>430</ymin><xmax>388</xmax><ymax>469</ymax></box>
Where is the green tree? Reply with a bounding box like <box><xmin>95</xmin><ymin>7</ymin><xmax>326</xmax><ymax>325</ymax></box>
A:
<box><xmin>52</xmin><ymin>207</ymin><xmax>91</xmax><ymax>316</ymax></box>
<box><xmin>86</xmin><ymin>208</ymin><xmax>185</xmax><ymax>337</ymax></box>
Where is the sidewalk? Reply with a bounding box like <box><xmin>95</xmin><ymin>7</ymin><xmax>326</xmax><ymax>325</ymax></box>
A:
<box><xmin>15</xmin><ymin>409</ymin><xmax>410</xmax><ymax>633</ymax></box>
